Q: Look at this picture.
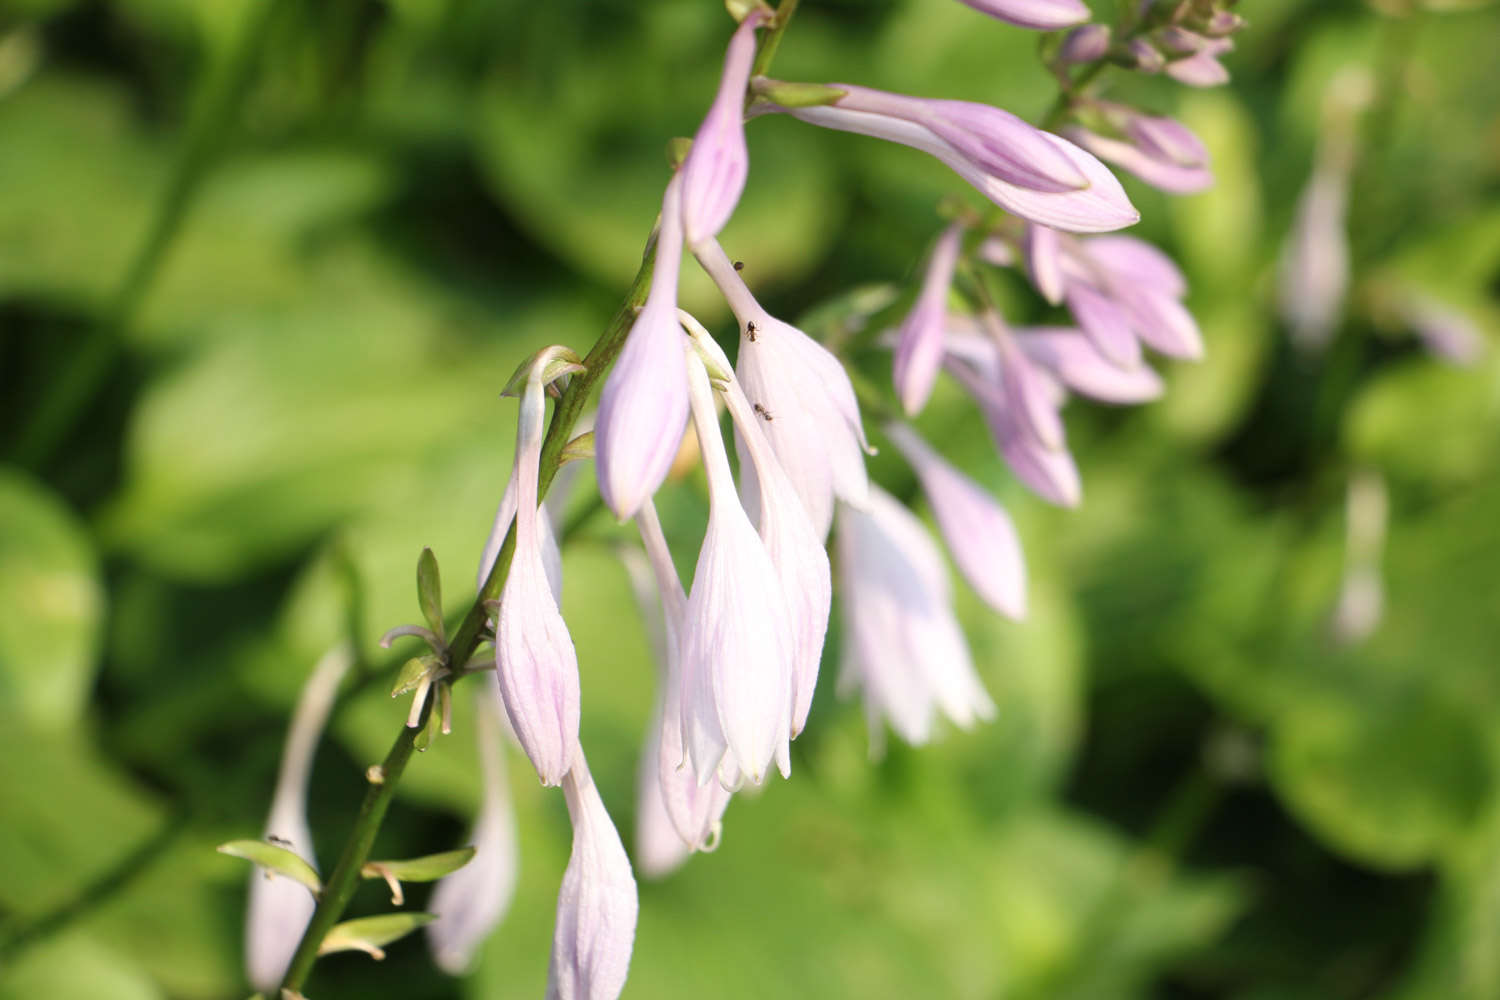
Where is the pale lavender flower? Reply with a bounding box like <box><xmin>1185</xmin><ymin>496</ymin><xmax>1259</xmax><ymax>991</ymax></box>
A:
<box><xmin>1402</xmin><ymin>295</ymin><xmax>1485</xmax><ymax>366</ymax></box>
<box><xmin>696</xmin><ymin>239</ymin><xmax>870</xmax><ymax>537</ymax></box>
<box><xmin>684</xmin><ymin>314</ymin><xmax>832</xmax><ymax>737</ymax></box>
<box><xmin>894</xmin><ymin>223</ymin><xmax>965</xmax><ymax>415</ymax></box>
<box><xmin>1279</xmin><ymin>165</ymin><xmax>1349</xmax><ymax>352</ymax></box>
<box><xmin>246</xmin><ymin>645</ymin><xmax>352</xmax><ymax>994</ymax></box>
<box><xmin>426</xmin><ymin>676</ymin><xmax>519</xmax><ymax>974</ymax></box>
<box><xmin>679</xmin><ymin>348</ymin><xmax>795</xmax><ymax>788</ymax></box>
<box><xmin>477</xmin><ymin>463</ymin><xmax>562</xmax><ymax>603</ymax></box>
<box><xmin>679</xmin><ymin>11</ymin><xmax>765</xmax><ymax>249</ymax></box>
<box><xmin>1164</xmin><ymin>36</ymin><xmax>1234</xmax><ymax>87</ymax></box>
<box><xmin>1058</xmin><ymin>23</ymin><xmax>1112</xmax><ymax>64</ymax></box>
<box><xmin>885</xmin><ymin>422</ymin><xmax>1027</xmax><ymax>620</ymax></box>
<box><xmin>953</xmin><ymin>0</ymin><xmax>1091</xmax><ymax>31</ymax></box>
<box><xmin>836</xmin><ymin>487</ymin><xmax>996</xmax><ymax>752</ymax></box>
<box><xmin>1023</xmin><ymin>222</ymin><xmax>1065</xmax><ymax>305</ymax></box>
<box><xmin>1061</xmin><ymin>114</ymin><xmax>1213</xmax><ymax>195</ymax></box>
<box><xmin>623</xmin><ymin>505</ymin><xmax>730</xmax><ymax>874</ymax></box>
<box><xmin>1127</xmin><ymin>37</ymin><xmax>1166</xmax><ymax>73</ymax></box>
<box><xmin>945</xmin><ymin>338</ymin><xmax>1082</xmax><ymax>508</ymax></box>
<box><xmin>547</xmin><ymin>747</ymin><xmax>639</xmax><ymax>1000</ymax></box>
<box><xmin>1331</xmin><ymin>471</ymin><xmax>1387</xmax><ymax>645</ymax></box>
<box><xmin>783</xmin><ymin>102</ymin><xmax>1138</xmax><ymax>233</ymax></box>
<box><xmin>595</xmin><ymin>178</ymin><xmax>689</xmax><ymax>520</ymax></box>
<box><xmin>497</xmin><ymin>350</ymin><xmax>585</xmax><ymax>786</ymax></box>
<box><xmin>946</xmin><ymin>319</ymin><xmax>1165</xmax><ymax>405</ymax></box>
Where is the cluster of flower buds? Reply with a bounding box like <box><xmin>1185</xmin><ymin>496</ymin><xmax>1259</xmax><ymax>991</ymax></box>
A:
<box><xmin>246</xmin><ymin>2</ymin><xmax>1246</xmax><ymax>996</ymax></box>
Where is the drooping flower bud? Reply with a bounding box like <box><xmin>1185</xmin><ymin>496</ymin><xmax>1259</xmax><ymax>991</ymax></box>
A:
<box><xmin>547</xmin><ymin>748</ymin><xmax>639</xmax><ymax>1000</ymax></box>
<box><xmin>1061</xmin><ymin>116</ymin><xmax>1213</xmax><ymax>195</ymax></box>
<box><xmin>678</xmin><ymin>10</ymin><xmax>765</xmax><ymax>249</ymax></box>
<box><xmin>683</xmin><ymin>314</ymin><xmax>831</xmax><ymax>738</ymax></box>
<box><xmin>477</xmin><ymin>462</ymin><xmax>561</xmax><ymax>603</ymax></box>
<box><xmin>885</xmin><ymin>422</ymin><xmax>1027</xmax><ymax>620</ymax></box>
<box><xmin>679</xmin><ymin>347</ymin><xmax>796</xmax><ymax>787</ymax></box>
<box><xmin>497</xmin><ymin>348</ymin><xmax>587</xmax><ymax>786</ymax></box>
<box><xmin>695</xmin><ymin>239</ymin><xmax>870</xmax><ymax>537</ymax></box>
<box><xmin>426</xmin><ymin>676</ymin><xmax>519</xmax><ymax>974</ymax></box>
<box><xmin>596</xmin><ymin>178</ymin><xmax>690</xmax><ymax>520</ymax></box>
<box><xmin>894</xmin><ymin>223</ymin><xmax>965</xmax><ymax>416</ymax></box>
<box><xmin>246</xmin><ymin>645</ymin><xmax>353</xmax><ymax>994</ymax></box>
<box><xmin>1057</xmin><ymin>23</ymin><xmax>1112</xmax><ymax>64</ymax></box>
<box><xmin>1127</xmin><ymin>37</ymin><xmax>1166</xmax><ymax>73</ymax></box>
<box><xmin>835</xmin><ymin>488</ymin><xmax>996</xmax><ymax>752</ymax></box>
<box><xmin>952</xmin><ymin>0</ymin><xmax>1091</xmax><ymax>31</ymax></box>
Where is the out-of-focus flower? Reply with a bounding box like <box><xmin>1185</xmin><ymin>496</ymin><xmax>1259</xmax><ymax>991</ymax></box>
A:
<box><xmin>990</xmin><ymin>228</ymin><xmax>1204</xmax><ymax>364</ymax></box>
<box><xmin>427</xmin><ymin>676</ymin><xmax>520</xmax><ymax>974</ymax></box>
<box><xmin>684</xmin><ymin>314</ymin><xmax>831</xmax><ymax>737</ymax></box>
<box><xmin>780</xmin><ymin>99</ymin><xmax>1139</xmax><ymax>233</ymax></box>
<box><xmin>497</xmin><ymin>349</ymin><xmax>586</xmax><ymax>787</ymax></box>
<box><xmin>621</xmin><ymin>506</ymin><xmax>730</xmax><ymax>875</ymax></box>
<box><xmin>696</xmin><ymin>240</ymin><xmax>870</xmax><ymax>537</ymax></box>
<box><xmin>1127</xmin><ymin>37</ymin><xmax>1166</xmax><ymax>73</ymax></box>
<box><xmin>1062</xmin><ymin>107</ymin><xmax>1213</xmax><ymax>194</ymax></box>
<box><xmin>246</xmin><ymin>645</ymin><xmax>353</xmax><ymax>994</ymax></box>
<box><xmin>547</xmin><ymin>747</ymin><xmax>638</xmax><ymax>1000</ymax></box>
<box><xmin>944</xmin><ymin>319</ymin><xmax>1166</xmax><ymax>404</ymax></box>
<box><xmin>678</xmin><ymin>348</ymin><xmax>795</xmax><ymax>788</ymax></box>
<box><xmin>1331</xmin><ymin>471</ymin><xmax>1388</xmax><ymax>645</ymax></box>
<box><xmin>953</xmin><ymin>0</ymin><xmax>1091</xmax><ymax>31</ymax></box>
<box><xmin>679</xmin><ymin>11</ymin><xmax>765</xmax><ymax>248</ymax></box>
<box><xmin>1279</xmin><ymin>165</ymin><xmax>1350</xmax><ymax>352</ymax></box>
<box><xmin>1401</xmin><ymin>294</ymin><xmax>1486</xmax><ymax>366</ymax></box>
<box><xmin>596</xmin><ymin>178</ymin><xmax>690</xmax><ymax>520</ymax></box>
<box><xmin>1058</xmin><ymin>23</ymin><xmax>1112</xmax><ymax>64</ymax></box>
<box><xmin>885</xmin><ymin>422</ymin><xmax>1027</xmax><ymax>620</ymax></box>
<box><xmin>836</xmin><ymin>487</ymin><xmax>996</xmax><ymax>752</ymax></box>
<box><xmin>894</xmin><ymin>223</ymin><xmax>965</xmax><ymax>415</ymax></box>
<box><xmin>1163</xmin><ymin>35</ymin><xmax>1234</xmax><ymax>87</ymax></box>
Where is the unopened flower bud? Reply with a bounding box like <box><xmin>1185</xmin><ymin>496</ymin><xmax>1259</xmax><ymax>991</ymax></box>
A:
<box><xmin>1058</xmin><ymin>23</ymin><xmax>1112</xmax><ymax>64</ymax></box>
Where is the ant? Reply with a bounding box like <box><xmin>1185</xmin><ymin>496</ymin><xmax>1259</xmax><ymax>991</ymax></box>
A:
<box><xmin>753</xmin><ymin>403</ymin><xmax>773</xmax><ymax>422</ymax></box>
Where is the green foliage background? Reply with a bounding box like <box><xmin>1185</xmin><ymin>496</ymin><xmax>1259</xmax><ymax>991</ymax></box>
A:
<box><xmin>1</xmin><ymin>0</ymin><xmax>1497</xmax><ymax>997</ymax></box>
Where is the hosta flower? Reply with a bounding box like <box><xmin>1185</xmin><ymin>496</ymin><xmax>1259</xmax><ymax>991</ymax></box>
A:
<box><xmin>1279</xmin><ymin>165</ymin><xmax>1349</xmax><ymax>352</ymax></box>
<box><xmin>894</xmin><ymin>223</ymin><xmax>965</xmax><ymax>416</ymax></box>
<box><xmin>1061</xmin><ymin>109</ymin><xmax>1213</xmax><ymax>195</ymax></box>
<box><xmin>626</xmin><ymin>501</ymin><xmax>731</xmax><ymax>872</ymax></box>
<box><xmin>836</xmin><ymin>487</ymin><xmax>996</xmax><ymax>751</ymax></box>
<box><xmin>596</xmin><ymin>177</ymin><xmax>690</xmax><ymax>520</ymax></box>
<box><xmin>1162</xmin><ymin>34</ymin><xmax>1233</xmax><ymax>87</ymax></box>
<box><xmin>497</xmin><ymin>349</ymin><xmax>586</xmax><ymax>786</ymax></box>
<box><xmin>678</xmin><ymin>10</ymin><xmax>765</xmax><ymax>248</ymax></box>
<box><xmin>885</xmin><ymin>422</ymin><xmax>1027</xmax><ymax>620</ymax></box>
<box><xmin>696</xmin><ymin>240</ymin><xmax>870</xmax><ymax>537</ymax></box>
<box><xmin>781</xmin><ymin>99</ymin><xmax>1138</xmax><ymax>233</ymax></box>
<box><xmin>547</xmin><ymin>748</ymin><xmax>639</xmax><ymax>1000</ymax></box>
<box><xmin>426</xmin><ymin>676</ymin><xmax>519</xmax><ymax>974</ymax></box>
<box><xmin>678</xmin><ymin>348</ymin><xmax>795</xmax><ymax>787</ymax></box>
<box><xmin>1402</xmin><ymin>294</ymin><xmax>1484</xmax><ymax>366</ymax></box>
<box><xmin>943</xmin><ymin>318</ymin><xmax>1165</xmax><ymax>404</ymax></box>
<box><xmin>952</xmin><ymin>0</ymin><xmax>1090</xmax><ymax>31</ymax></box>
<box><xmin>989</xmin><ymin>228</ymin><xmax>1203</xmax><ymax>364</ymax></box>
<box><xmin>246</xmin><ymin>645</ymin><xmax>352</xmax><ymax>993</ymax></box>
<box><xmin>1057</xmin><ymin>23</ymin><xmax>1112</xmax><ymax>64</ymax></box>
<box><xmin>477</xmin><ymin>463</ymin><xmax>561</xmax><ymax>602</ymax></box>
<box><xmin>684</xmin><ymin>315</ymin><xmax>831</xmax><ymax>737</ymax></box>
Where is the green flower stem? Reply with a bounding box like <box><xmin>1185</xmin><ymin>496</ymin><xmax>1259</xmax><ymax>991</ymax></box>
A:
<box><xmin>12</xmin><ymin>0</ymin><xmax>288</xmax><ymax>469</ymax></box>
<box><xmin>278</xmin><ymin>8</ymin><xmax>806</xmax><ymax>985</ymax></box>
<box><xmin>751</xmin><ymin>0</ymin><xmax>800</xmax><ymax>82</ymax></box>
<box><xmin>277</xmin><ymin>240</ymin><xmax>657</xmax><ymax>996</ymax></box>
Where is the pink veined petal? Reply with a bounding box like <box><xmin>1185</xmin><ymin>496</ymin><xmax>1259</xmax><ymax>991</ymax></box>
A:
<box><xmin>1125</xmin><ymin>114</ymin><xmax>1209</xmax><ymax>169</ymax></box>
<box><xmin>547</xmin><ymin>749</ymin><xmax>639</xmax><ymax>1000</ymax></box>
<box><xmin>679</xmin><ymin>12</ymin><xmax>765</xmax><ymax>247</ymax></box>
<box><xmin>1066</xmin><ymin>280</ymin><xmax>1142</xmax><ymax>368</ymax></box>
<box><xmin>595</xmin><ymin>181</ymin><xmax>689</xmax><ymax>520</ymax></box>
<box><xmin>1024</xmin><ymin>224</ymin><xmax>1066</xmax><ymax>305</ymax></box>
<box><xmin>952</xmin><ymin>0</ymin><xmax>1091</xmax><ymax>31</ymax></box>
<box><xmin>1062</xmin><ymin>125</ymin><xmax>1214</xmax><ymax>195</ymax></box>
<box><xmin>1114</xmin><ymin>284</ymin><xmax>1205</xmax><ymax>360</ymax></box>
<box><xmin>886</xmin><ymin>422</ymin><xmax>1027</xmax><ymax>620</ymax></box>
<box><xmin>477</xmin><ymin>470</ymin><xmax>562</xmax><ymax>604</ymax></box>
<box><xmin>1082</xmin><ymin>235</ymin><xmax>1187</xmax><ymax>298</ymax></box>
<box><xmin>948</xmin><ymin>358</ymin><xmax>1082</xmax><ymax>507</ymax></box>
<box><xmin>1015</xmin><ymin>326</ymin><xmax>1165</xmax><ymax>404</ymax></box>
<box><xmin>992</xmin><ymin>324</ymin><xmax>1067</xmax><ymax>451</ymax></box>
<box><xmin>497</xmin><ymin>378</ymin><xmax>582</xmax><ymax>787</ymax></box>
<box><xmin>894</xmin><ymin>223</ymin><xmax>965</xmax><ymax>415</ymax></box>
<box><xmin>785</xmin><ymin>105</ymin><xmax>1139</xmax><ymax>233</ymax></box>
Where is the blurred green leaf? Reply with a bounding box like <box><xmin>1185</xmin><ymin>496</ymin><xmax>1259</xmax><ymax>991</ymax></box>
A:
<box><xmin>0</xmin><ymin>470</ymin><xmax>104</xmax><ymax>729</ymax></box>
<box><xmin>0</xmin><ymin>931</ymin><xmax>165</xmax><ymax>1000</ymax></box>
<box><xmin>1344</xmin><ymin>353</ymin><xmax>1500</xmax><ymax>485</ymax></box>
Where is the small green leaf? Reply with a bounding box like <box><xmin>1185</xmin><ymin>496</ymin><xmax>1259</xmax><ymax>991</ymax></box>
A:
<box><xmin>559</xmin><ymin>431</ymin><xmax>595</xmax><ymax>466</ymax></box>
<box><xmin>216</xmin><ymin>840</ymin><xmax>321</xmax><ymax>895</ymax></box>
<box><xmin>363</xmin><ymin>846</ymin><xmax>476</xmax><ymax>885</ymax></box>
<box><xmin>416</xmin><ymin>548</ymin><xmax>443</xmax><ymax>643</ymax></box>
<box><xmin>390</xmin><ymin>656</ymin><xmax>434</xmax><ymax>698</ymax></box>
<box><xmin>318</xmin><ymin>912</ymin><xmax>436</xmax><ymax>960</ymax></box>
